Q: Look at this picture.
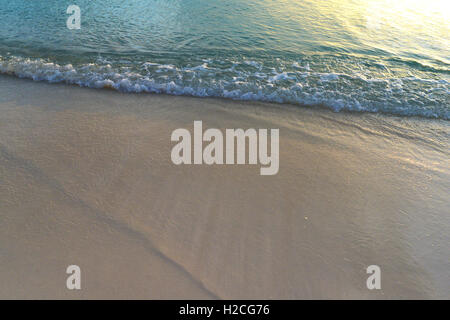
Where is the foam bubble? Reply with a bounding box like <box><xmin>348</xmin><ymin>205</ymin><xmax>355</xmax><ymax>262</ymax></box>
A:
<box><xmin>0</xmin><ymin>55</ymin><xmax>448</xmax><ymax>120</ymax></box>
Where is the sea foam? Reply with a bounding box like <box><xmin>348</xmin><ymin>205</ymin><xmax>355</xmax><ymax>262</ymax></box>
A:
<box><xmin>0</xmin><ymin>55</ymin><xmax>448</xmax><ymax>120</ymax></box>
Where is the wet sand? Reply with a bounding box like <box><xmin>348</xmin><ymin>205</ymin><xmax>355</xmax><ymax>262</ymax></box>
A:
<box><xmin>0</xmin><ymin>75</ymin><xmax>448</xmax><ymax>299</ymax></box>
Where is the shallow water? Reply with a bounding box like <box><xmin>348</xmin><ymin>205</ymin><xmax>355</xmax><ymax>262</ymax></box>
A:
<box><xmin>0</xmin><ymin>0</ymin><xmax>449</xmax><ymax>118</ymax></box>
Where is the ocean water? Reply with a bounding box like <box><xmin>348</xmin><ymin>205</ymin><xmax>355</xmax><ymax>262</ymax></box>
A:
<box><xmin>0</xmin><ymin>0</ymin><xmax>448</xmax><ymax>119</ymax></box>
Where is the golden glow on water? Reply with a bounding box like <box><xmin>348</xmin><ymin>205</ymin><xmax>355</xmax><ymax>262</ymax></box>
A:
<box><xmin>362</xmin><ymin>0</ymin><xmax>450</xmax><ymax>62</ymax></box>
<box><xmin>269</xmin><ymin>0</ymin><xmax>450</xmax><ymax>63</ymax></box>
<box><xmin>261</xmin><ymin>0</ymin><xmax>449</xmax><ymax>58</ymax></box>
<box><xmin>363</xmin><ymin>0</ymin><xmax>449</xmax><ymax>32</ymax></box>
<box><xmin>0</xmin><ymin>0</ymin><xmax>448</xmax><ymax>118</ymax></box>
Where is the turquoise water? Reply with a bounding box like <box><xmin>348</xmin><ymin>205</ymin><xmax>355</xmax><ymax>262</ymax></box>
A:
<box><xmin>0</xmin><ymin>0</ymin><xmax>449</xmax><ymax>118</ymax></box>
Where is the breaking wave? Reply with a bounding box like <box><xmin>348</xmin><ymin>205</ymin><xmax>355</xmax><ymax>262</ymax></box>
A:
<box><xmin>1</xmin><ymin>55</ymin><xmax>448</xmax><ymax>119</ymax></box>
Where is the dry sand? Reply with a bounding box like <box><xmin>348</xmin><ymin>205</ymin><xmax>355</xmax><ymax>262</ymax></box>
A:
<box><xmin>0</xmin><ymin>75</ymin><xmax>449</xmax><ymax>299</ymax></box>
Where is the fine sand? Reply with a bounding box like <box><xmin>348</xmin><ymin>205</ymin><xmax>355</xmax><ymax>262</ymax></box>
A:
<box><xmin>0</xmin><ymin>75</ymin><xmax>448</xmax><ymax>299</ymax></box>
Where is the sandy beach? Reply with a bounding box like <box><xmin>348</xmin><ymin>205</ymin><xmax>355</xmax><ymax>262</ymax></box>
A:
<box><xmin>0</xmin><ymin>75</ymin><xmax>448</xmax><ymax>299</ymax></box>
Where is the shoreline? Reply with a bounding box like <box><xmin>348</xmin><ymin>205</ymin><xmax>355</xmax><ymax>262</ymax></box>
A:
<box><xmin>0</xmin><ymin>67</ymin><xmax>448</xmax><ymax>121</ymax></box>
<box><xmin>0</xmin><ymin>74</ymin><xmax>448</xmax><ymax>299</ymax></box>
